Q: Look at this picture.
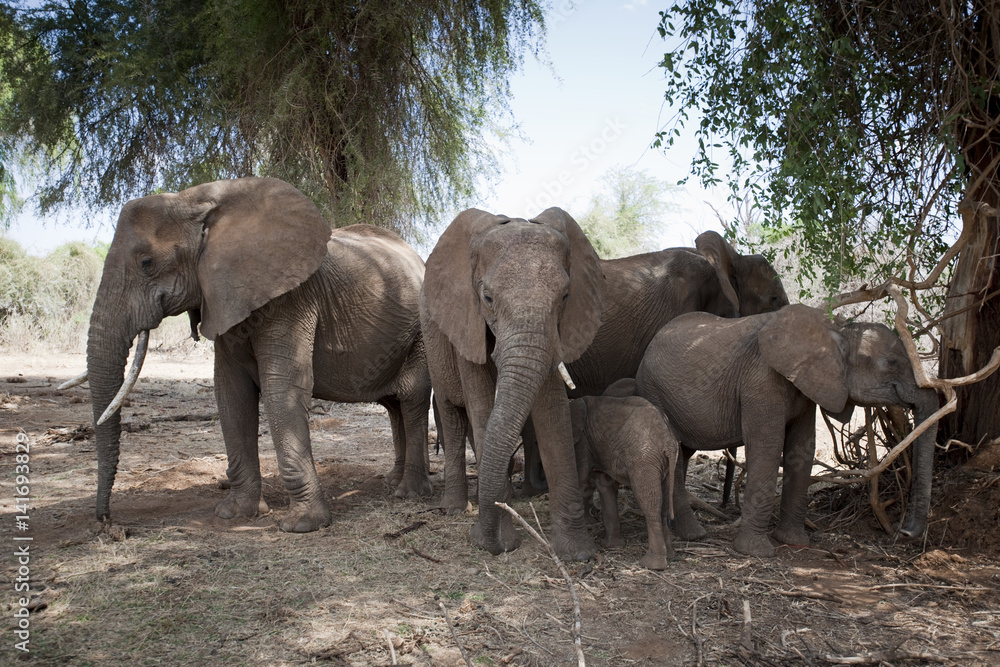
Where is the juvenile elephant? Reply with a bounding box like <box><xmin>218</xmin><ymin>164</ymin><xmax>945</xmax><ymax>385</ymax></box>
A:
<box><xmin>523</xmin><ymin>232</ymin><xmax>789</xmax><ymax>493</ymax></box>
<box><xmin>421</xmin><ymin>207</ymin><xmax>605</xmax><ymax>560</ymax></box>
<box><xmin>85</xmin><ymin>177</ymin><xmax>431</xmax><ymax>532</ymax></box>
<box><xmin>636</xmin><ymin>304</ymin><xmax>940</xmax><ymax>557</ymax></box>
<box><xmin>570</xmin><ymin>393</ymin><xmax>679</xmax><ymax>570</ymax></box>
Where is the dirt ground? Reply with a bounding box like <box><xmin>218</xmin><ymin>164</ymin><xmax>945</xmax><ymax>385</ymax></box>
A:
<box><xmin>3</xmin><ymin>348</ymin><xmax>1000</xmax><ymax>666</ymax></box>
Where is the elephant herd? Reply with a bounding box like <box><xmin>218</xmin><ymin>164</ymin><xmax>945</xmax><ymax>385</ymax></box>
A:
<box><xmin>78</xmin><ymin>177</ymin><xmax>939</xmax><ymax>566</ymax></box>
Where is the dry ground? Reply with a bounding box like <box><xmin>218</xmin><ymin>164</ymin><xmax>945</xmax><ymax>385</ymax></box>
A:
<box><xmin>2</xmin><ymin>348</ymin><xmax>1000</xmax><ymax>666</ymax></box>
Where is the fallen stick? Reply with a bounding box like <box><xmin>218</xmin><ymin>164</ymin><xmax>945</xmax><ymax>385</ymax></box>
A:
<box><xmin>869</xmin><ymin>583</ymin><xmax>993</xmax><ymax>592</ymax></box>
<box><xmin>410</xmin><ymin>546</ymin><xmax>441</xmax><ymax>564</ymax></box>
<box><xmin>439</xmin><ymin>602</ymin><xmax>473</xmax><ymax>667</ymax></box>
<box><xmin>496</xmin><ymin>501</ymin><xmax>586</xmax><ymax>667</ymax></box>
<box><xmin>820</xmin><ymin>649</ymin><xmax>947</xmax><ymax>664</ymax></box>
<box><xmin>740</xmin><ymin>599</ymin><xmax>752</xmax><ymax>651</ymax></box>
<box><xmin>382</xmin><ymin>629</ymin><xmax>397</xmax><ymax>665</ymax></box>
<box><xmin>383</xmin><ymin>521</ymin><xmax>427</xmax><ymax>539</ymax></box>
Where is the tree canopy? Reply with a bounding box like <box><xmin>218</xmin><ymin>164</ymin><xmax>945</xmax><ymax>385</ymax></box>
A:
<box><xmin>576</xmin><ymin>165</ymin><xmax>677</xmax><ymax>259</ymax></box>
<box><xmin>0</xmin><ymin>0</ymin><xmax>546</xmax><ymax>234</ymax></box>
<box><xmin>656</xmin><ymin>1</ymin><xmax>1000</xmax><ymax>445</ymax></box>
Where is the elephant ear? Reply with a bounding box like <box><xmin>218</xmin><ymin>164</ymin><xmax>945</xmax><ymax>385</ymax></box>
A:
<box><xmin>758</xmin><ymin>304</ymin><xmax>849</xmax><ymax>412</ymax></box>
<box><xmin>531</xmin><ymin>207</ymin><xmax>606</xmax><ymax>363</ymax></box>
<box><xmin>695</xmin><ymin>231</ymin><xmax>740</xmax><ymax>317</ymax></box>
<box><xmin>184</xmin><ymin>178</ymin><xmax>331</xmax><ymax>340</ymax></box>
<box><xmin>424</xmin><ymin>209</ymin><xmax>507</xmax><ymax>364</ymax></box>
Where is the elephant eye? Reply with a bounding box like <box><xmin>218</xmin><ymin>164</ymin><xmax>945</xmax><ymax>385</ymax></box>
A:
<box><xmin>482</xmin><ymin>290</ymin><xmax>493</xmax><ymax>306</ymax></box>
<box><xmin>139</xmin><ymin>257</ymin><xmax>154</xmax><ymax>274</ymax></box>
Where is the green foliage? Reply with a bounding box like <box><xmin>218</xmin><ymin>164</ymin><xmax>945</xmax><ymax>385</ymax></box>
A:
<box><xmin>0</xmin><ymin>0</ymin><xmax>545</xmax><ymax>235</ymax></box>
<box><xmin>0</xmin><ymin>238</ymin><xmax>103</xmax><ymax>350</ymax></box>
<box><xmin>655</xmin><ymin>1</ymin><xmax>987</xmax><ymax>303</ymax></box>
<box><xmin>576</xmin><ymin>166</ymin><xmax>678</xmax><ymax>259</ymax></box>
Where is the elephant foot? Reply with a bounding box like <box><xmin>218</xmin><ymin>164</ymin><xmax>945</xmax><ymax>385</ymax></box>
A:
<box><xmin>279</xmin><ymin>501</ymin><xmax>332</xmax><ymax>533</ymax></box>
<box><xmin>440</xmin><ymin>489</ymin><xmax>471</xmax><ymax>515</ymax></box>
<box><xmin>393</xmin><ymin>472</ymin><xmax>433</xmax><ymax>499</ymax></box>
<box><xmin>639</xmin><ymin>550</ymin><xmax>671</xmax><ymax>571</ymax></box>
<box><xmin>672</xmin><ymin>516</ymin><xmax>708</xmax><ymax>541</ymax></box>
<box><xmin>733</xmin><ymin>529</ymin><xmax>776</xmax><ymax>557</ymax></box>
<box><xmin>386</xmin><ymin>463</ymin><xmax>405</xmax><ymax>489</ymax></box>
<box><xmin>550</xmin><ymin>526</ymin><xmax>598</xmax><ymax>562</ymax></box>
<box><xmin>215</xmin><ymin>491</ymin><xmax>269</xmax><ymax>519</ymax></box>
<box><xmin>603</xmin><ymin>535</ymin><xmax>625</xmax><ymax>548</ymax></box>
<box><xmin>772</xmin><ymin>525</ymin><xmax>810</xmax><ymax>548</ymax></box>
<box><xmin>470</xmin><ymin>519</ymin><xmax>521</xmax><ymax>555</ymax></box>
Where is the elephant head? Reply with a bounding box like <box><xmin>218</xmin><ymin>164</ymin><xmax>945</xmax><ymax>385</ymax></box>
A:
<box><xmin>695</xmin><ymin>231</ymin><xmax>788</xmax><ymax>316</ymax></box>
<box><xmin>86</xmin><ymin>177</ymin><xmax>331</xmax><ymax>521</ymax></box>
<box><xmin>423</xmin><ymin>207</ymin><xmax>604</xmax><ymax>555</ymax></box>
<box><xmin>757</xmin><ymin>304</ymin><xmax>940</xmax><ymax>538</ymax></box>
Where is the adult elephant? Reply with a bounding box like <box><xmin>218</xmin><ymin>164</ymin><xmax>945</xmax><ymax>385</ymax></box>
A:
<box><xmin>84</xmin><ymin>177</ymin><xmax>431</xmax><ymax>532</ymax></box>
<box><xmin>636</xmin><ymin>304</ymin><xmax>940</xmax><ymax>557</ymax></box>
<box><xmin>421</xmin><ymin>207</ymin><xmax>605</xmax><ymax>559</ymax></box>
<box><xmin>522</xmin><ymin>232</ymin><xmax>789</xmax><ymax>494</ymax></box>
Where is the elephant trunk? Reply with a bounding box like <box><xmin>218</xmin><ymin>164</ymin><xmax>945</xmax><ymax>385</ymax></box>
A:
<box><xmin>477</xmin><ymin>329</ymin><xmax>552</xmax><ymax>554</ymax></box>
<box><xmin>899</xmin><ymin>387</ymin><xmax>940</xmax><ymax>538</ymax></box>
<box><xmin>86</xmin><ymin>289</ymin><xmax>145</xmax><ymax>521</ymax></box>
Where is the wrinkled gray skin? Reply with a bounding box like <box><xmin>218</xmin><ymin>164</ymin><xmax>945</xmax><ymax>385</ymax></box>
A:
<box><xmin>420</xmin><ymin>208</ymin><xmax>605</xmax><ymax>560</ymax></box>
<box><xmin>87</xmin><ymin>177</ymin><xmax>431</xmax><ymax>532</ymax></box>
<box><xmin>523</xmin><ymin>232</ymin><xmax>789</xmax><ymax>494</ymax></box>
<box><xmin>570</xmin><ymin>393</ymin><xmax>679</xmax><ymax>570</ymax></box>
<box><xmin>636</xmin><ymin>304</ymin><xmax>940</xmax><ymax>557</ymax></box>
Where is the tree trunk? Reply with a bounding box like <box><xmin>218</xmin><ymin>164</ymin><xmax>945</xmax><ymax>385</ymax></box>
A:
<box><xmin>939</xmin><ymin>2</ymin><xmax>1000</xmax><ymax>450</ymax></box>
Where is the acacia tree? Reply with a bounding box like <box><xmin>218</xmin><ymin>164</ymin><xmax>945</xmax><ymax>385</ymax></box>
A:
<box><xmin>0</xmin><ymin>0</ymin><xmax>545</xmax><ymax>234</ymax></box>
<box><xmin>576</xmin><ymin>165</ymin><xmax>678</xmax><ymax>259</ymax></box>
<box><xmin>656</xmin><ymin>0</ymin><xmax>1000</xmax><ymax>449</ymax></box>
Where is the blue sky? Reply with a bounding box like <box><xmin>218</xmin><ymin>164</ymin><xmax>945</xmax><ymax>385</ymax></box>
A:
<box><xmin>5</xmin><ymin>0</ymin><xmax>727</xmax><ymax>256</ymax></box>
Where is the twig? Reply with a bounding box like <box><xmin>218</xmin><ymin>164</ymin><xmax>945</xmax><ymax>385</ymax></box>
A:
<box><xmin>740</xmin><ymin>599</ymin><xmax>753</xmax><ymax>651</ymax></box>
<box><xmin>383</xmin><ymin>520</ymin><xmax>426</xmax><ymax>539</ymax></box>
<box><xmin>869</xmin><ymin>583</ymin><xmax>993</xmax><ymax>592</ymax></box>
<box><xmin>439</xmin><ymin>602</ymin><xmax>473</xmax><ymax>667</ymax></box>
<box><xmin>382</xmin><ymin>629</ymin><xmax>397</xmax><ymax>665</ymax></box>
<box><xmin>496</xmin><ymin>502</ymin><xmax>585</xmax><ymax>667</ymax></box>
<box><xmin>691</xmin><ymin>594</ymin><xmax>708</xmax><ymax>667</ymax></box>
<box><xmin>410</xmin><ymin>546</ymin><xmax>441</xmax><ymax>563</ymax></box>
<box><xmin>522</xmin><ymin>614</ymin><xmax>554</xmax><ymax>656</ymax></box>
<box><xmin>776</xmin><ymin>589</ymin><xmax>846</xmax><ymax>604</ymax></box>
<box><xmin>819</xmin><ymin>649</ymin><xmax>948</xmax><ymax>664</ymax></box>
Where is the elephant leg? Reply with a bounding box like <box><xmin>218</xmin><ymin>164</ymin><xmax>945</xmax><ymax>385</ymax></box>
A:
<box><xmin>772</xmin><ymin>409</ymin><xmax>815</xmax><ymax>547</ymax></box>
<box><xmin>529</xmin><ymin>374</ymin><xmax>596</xmax><ymax>561</ymax></box>
<box><xmin>438</xmin><ymin>398</ymin><xmax>472</xmax><ymax>514</ymax></box>
<box><xmin>594</xmin><ymin>472</ymin><xmax>623</xmax><ymax>547</ymax></box>
<box><xmin>672</xmin><ymin>446</ymin><xmax>707</xmax><ymax>540</ymax></box>
<box><xmin>381</xmin><ymin>397</ymin><xmax>407</xmax><ymax>489</ymax></box>
<box><xmin>213</xmin><ymin>339</ymin><xmax>269</xmax><ymax>519</ymax></box>
<box><xmin>631</xmin><ymin>466</ymin><xmax>673</xmax><ymax>570</ymax></box>
<box><xmin>733</xmin><ymin>408</ymin><xmax>786</xmax><ymax>557</ymax></box>
<box><xmin>520</xmin><ymin>418</ymin><xmax>547</xmax><ymax>496</ymax></box>
<box><xmin>256</xmin><ymin>332</ymin><xmax>331</xmax><ymax>533</ymax></box>
<box><xmin>393</xmin><ymin>384</ymin><xmax>433</xmax><ymax>499</ymax></box>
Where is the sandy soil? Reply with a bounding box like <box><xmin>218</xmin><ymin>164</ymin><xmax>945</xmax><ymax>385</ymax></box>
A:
<box><xmin>2</xmin><ymin>349</ymin><xmax>1000</xmax><ymax>665</ymax></box>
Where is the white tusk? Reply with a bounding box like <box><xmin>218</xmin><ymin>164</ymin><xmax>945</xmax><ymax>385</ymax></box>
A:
<box><xmin>97</xmin><ymin>330</ymin><xmax>150</xmax><ymax>426</ymax></box>
<box><xmin>58</xmin><ymin>370</ymin><xmax>89</xmax><ymax>390</ymax></box>
<box><xmin>557</xmin><ymin>362</ymin><xmax>576</xmax><ymax>390</ymax></box>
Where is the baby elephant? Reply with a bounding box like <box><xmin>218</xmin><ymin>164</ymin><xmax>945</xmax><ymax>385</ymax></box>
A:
<box><xmin>569</xmin><ymin>394</ymin><xmax>679</xmax><ymax>570</ymax></box>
